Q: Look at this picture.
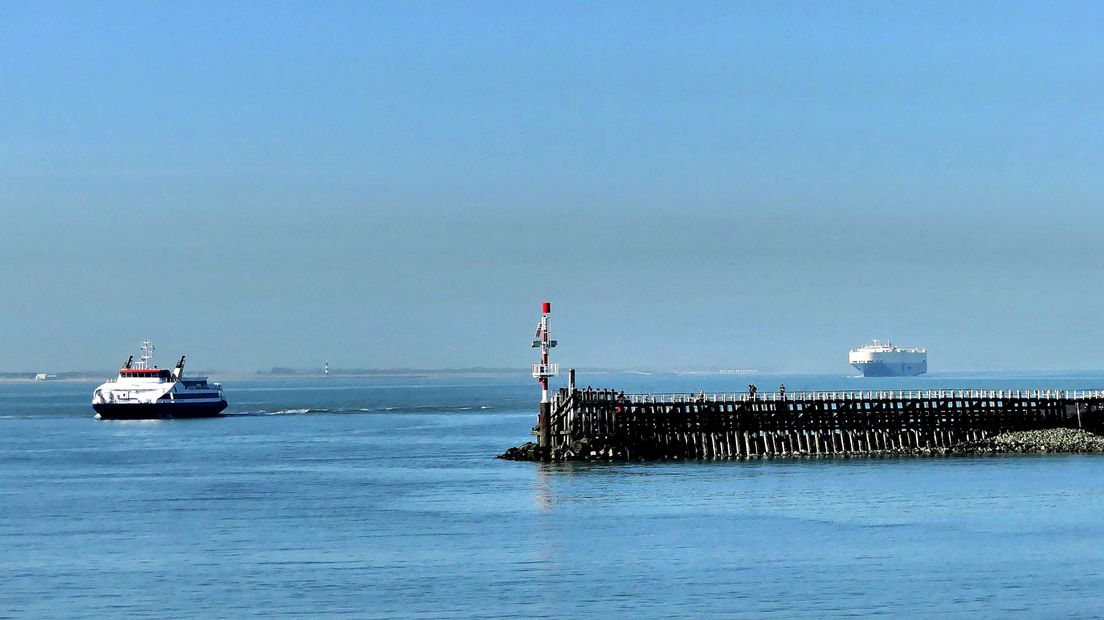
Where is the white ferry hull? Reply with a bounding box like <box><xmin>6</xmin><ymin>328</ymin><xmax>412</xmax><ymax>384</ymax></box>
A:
<box><xmin>93</xmin><ymin>400</ymin><xmax>228</xmax><ymax>420</ymax></box>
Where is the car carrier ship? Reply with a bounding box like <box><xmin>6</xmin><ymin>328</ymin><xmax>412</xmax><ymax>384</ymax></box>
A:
<box><xmin>848</xmin><ymin>339</ymin><xmax>927</xmax><ymax>377</ymax></box>
<box><xmin>92</xmin><ymin>341</ymin><xmax>227</xmax><ymax>419</ymax></box>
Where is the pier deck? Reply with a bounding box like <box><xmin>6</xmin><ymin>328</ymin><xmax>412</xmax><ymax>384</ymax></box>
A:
<box><xmin>537</xmin><ymin>380</ymin><xmax>1104</xmax><ymax>461</ymax></box>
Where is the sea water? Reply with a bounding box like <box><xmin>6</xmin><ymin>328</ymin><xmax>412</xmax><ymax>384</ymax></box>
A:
<box><xmin>3</xmin><ymin>372</ymin><xmax>1104</xmax><ymax>618</ymax></box>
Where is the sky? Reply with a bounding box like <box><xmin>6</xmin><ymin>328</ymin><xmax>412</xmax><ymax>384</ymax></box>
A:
<box><xmin>2</xmin><ymin>1</ymin><xmax>1103</xmax><ymax>373</ymax></box>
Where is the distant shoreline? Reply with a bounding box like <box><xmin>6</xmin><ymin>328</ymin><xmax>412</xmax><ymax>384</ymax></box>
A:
<box><xmin>0</xmin><ymin>374</ymin><xmax>111</xmax><ymax>383</ymax></box>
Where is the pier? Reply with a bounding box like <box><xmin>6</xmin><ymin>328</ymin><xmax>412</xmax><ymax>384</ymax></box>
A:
<box><xmin>517</xmin><ymin>303</ymin><xmax>1104</xmax><ymax>462</ymax></box>
<box><xmin>534</xmin><ymin>374</ymin><xmax>1104</xmax><ymax>461</ymax></box>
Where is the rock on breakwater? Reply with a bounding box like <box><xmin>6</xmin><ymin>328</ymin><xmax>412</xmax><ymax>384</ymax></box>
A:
<box><xmin>947</xmin><ymin>428</ymin><xmax>1104</xmax><ymax>455</ymax></box>
<box><xmin>498</xmin><ymin>442</ymin><xmax>540</xmax><ymax>461</ymax></box>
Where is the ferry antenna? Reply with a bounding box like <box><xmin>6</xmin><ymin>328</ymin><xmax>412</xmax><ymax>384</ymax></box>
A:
<box><xmin>136</xmin><ymin>340</ymin><xmax>155</xmax><ymax>370</ymax></box>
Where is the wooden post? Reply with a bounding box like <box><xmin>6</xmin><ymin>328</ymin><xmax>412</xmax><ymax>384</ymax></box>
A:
<box><xmin>538</xmin><ymin>400</ymin><xmax>551</xmax><ymax>461</ymax></box>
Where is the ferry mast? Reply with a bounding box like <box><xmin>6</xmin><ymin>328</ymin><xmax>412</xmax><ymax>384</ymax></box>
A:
<box><xmin>136</xmin><ymin>340</ymin><xmax>155</xmax><ymax>370</ymax></box>
<box><xmin>532</xmin><ymin>302</ymin><xmax>558</xmax><ymax>457</ymax></box>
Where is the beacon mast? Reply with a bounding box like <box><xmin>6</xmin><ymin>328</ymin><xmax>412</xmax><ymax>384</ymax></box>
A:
<box><xmin>532</xmin><ymin>301</ymin><xmax>558</xmax><ymax>458</ymax></box>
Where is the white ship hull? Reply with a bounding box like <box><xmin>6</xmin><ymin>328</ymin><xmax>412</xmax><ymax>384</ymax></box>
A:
<box><xmin>850</xmin><ymin>359</ymin><xmax>927</xmax><ymax>377</ymax></box>
<box><xmin>93</xmin><ymin>401</ymin><xmax>227</xmax><ymax>419</ymax></box>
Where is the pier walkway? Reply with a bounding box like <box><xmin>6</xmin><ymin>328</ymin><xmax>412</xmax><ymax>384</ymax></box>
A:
<box><xmin>536</xmin><ymin>379</ymin><xmax>1104</xmax><ymax>461</ymax></box>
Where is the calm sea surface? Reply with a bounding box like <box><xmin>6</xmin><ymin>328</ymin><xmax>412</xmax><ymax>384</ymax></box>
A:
<box><xmin>4</xmin><ymin>372</ymin><xmax>1104</xmax><ymax>618</ymax></box>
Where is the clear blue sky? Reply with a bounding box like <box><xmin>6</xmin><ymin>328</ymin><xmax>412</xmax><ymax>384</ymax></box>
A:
<box><xmin>2</xmin><ymin>1</ymin><xmax>1103</xmax><ymax>372</ymax></box>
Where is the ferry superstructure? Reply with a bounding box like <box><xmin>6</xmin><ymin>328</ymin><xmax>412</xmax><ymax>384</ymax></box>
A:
<box><xmin>848</xmin><ymin>339</ymin><xmax>927</xmax><ymax>377</ymax></box>
<box><xmin>92</xmin><ymin>341</ymin><xmax>227</xmax><ymax>419</ymax></box>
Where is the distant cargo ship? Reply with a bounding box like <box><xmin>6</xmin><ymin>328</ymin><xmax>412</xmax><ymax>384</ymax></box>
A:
<box><xmin>849</xmin><ymin>340</ymin><xmax>927</xmax><ymax>377</ymax></box>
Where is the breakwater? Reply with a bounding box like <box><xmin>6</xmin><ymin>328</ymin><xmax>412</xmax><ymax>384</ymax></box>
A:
<box><xmin>520</xmin><ymin>373</ymin><xmax>1104</xmax><ymax>461</ymax></box>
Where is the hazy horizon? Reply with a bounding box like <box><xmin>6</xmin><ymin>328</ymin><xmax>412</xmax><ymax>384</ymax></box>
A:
<box><xmin>16</xmin><ymin>360</ymin><xmax>1104</xmax><ymax>378</ymax></box>
<box><xmin>4</xmin><ymin>2</ymin><xmax>1104</xmax><ymax>373</ymax></box>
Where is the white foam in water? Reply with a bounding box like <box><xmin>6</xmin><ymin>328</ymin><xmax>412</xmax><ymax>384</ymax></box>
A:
<box><xmin>260</xmin><ymin>408</ymin><xmax>314</xmax><ymax>415</ymax></box>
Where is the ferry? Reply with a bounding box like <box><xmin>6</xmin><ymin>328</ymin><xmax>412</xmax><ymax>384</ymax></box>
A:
<box><xmin>92</xmin><ymin>341</ymin><xmax>227</xmax><ymax>419</ymax></box>
<box><xmin>848</xmin><ymin>339</ymin><xmax>927</xmax><ymax>377</ymax></box>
